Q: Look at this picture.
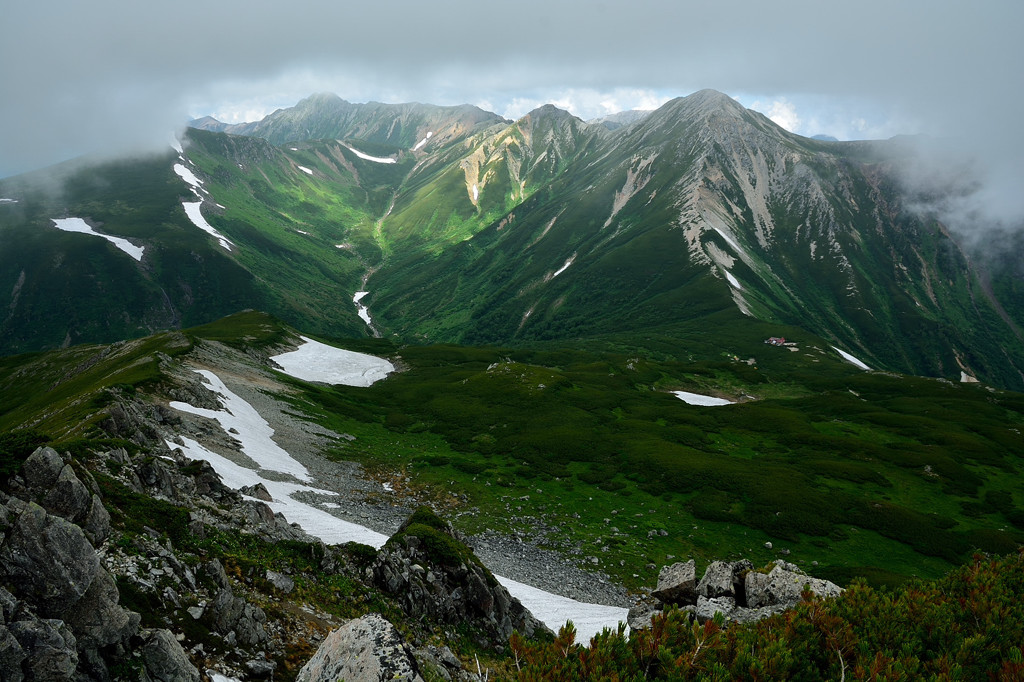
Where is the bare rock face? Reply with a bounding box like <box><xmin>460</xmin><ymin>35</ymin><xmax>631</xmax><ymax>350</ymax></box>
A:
<box><xmin>372</xmin><ymin>508</ymin><xmax>548</xmax><ymax>646</ymax></box>
<box><xmin>296</xmin><ymin>614</ymin><xmax>423</xmax><ymax>682</ymax></box>
<box><xmin>651</xmin><ymin>559</ymin><xmax>696</xmax><ymax>605</ymax></box>
<box><xmin>0</xmin><ymin>501</ymin><xmax>99</xmax><ymax>617</ymax></box>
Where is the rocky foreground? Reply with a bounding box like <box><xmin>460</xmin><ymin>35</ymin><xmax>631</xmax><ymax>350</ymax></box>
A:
<box><xmin>0</xmin><ymin>441</ymin><xmax>851</xmax><ymax>682</ymax></box>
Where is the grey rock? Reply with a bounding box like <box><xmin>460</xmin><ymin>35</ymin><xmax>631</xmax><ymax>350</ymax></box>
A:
<box><xmin>296</xmin><ymin>614</ymin><xmax>423</xmax><ymax>682</ymax></box>
<box><xmin>695</xmin><ymin>595</ymin><xmax>737</xmax><ymax>623</ymax></box>
<box><xmin>20</xmin><ymin>448</ymin><xmax>64</xmax><ymax>492</ymax></box>
<box><xmin>41</xmin><ymin>465</ymin><xmax>92</xmax><ymax>524</ymax></box>
<box><xmin>266</xmin><ymin>570</ymin><xmax>295</xmax><ymax>593</ymax></box>
<box><xmin>81</xmin><ymin>495</ymin><xmax>111</xmax><ymax>546</ymax></box>
<box><xmin>372</xmin><ymin>511</ymin><xmax>548</xmax><ymax>645</ymax></box>
<box><xmin>0</xmin><ymin>502</ymin><xmax>98</xmax><ymax>617</ymax></box>
<box><xmin>240</xmin><ymin>483</ymin><xmax>273</xmax><ymax>502</ymax></box>
<box><xmin>141</xmin><ymin>628</ymin><xmax>200</xmax><ymax>682</ymax></box>
<box><xmin>697</xmin><ymin>559</ymin><xmax>752</xmax><ymax>603</ymax></box>
<box><xmin>62</xmin><ymin>567</ymin><xmax>139</xmax><ymax>650</ymax></box>
<box><xmin>204</xmin><ymin>588</ymin><xmax>267</xmax><ymax>647</ymax></box>
<box><xmin>203</xmin><ymin>560</ymin><xmax>232</xmax><ymax>592</ymax></box>
<box><xmin>8</xmin><ymin>618</ymin><xmax>78</xmax><ymax>682</ymax></box>
<box><xmin>0</xmin><ymin>624</ymin><xmax>26</xmax><ymax>682</ymax></box>
<box><xmin>626</xmin><ymin>601</ymin><xmax>661</xmax><ymax>631</ymax></box>
<box><xmin>745</xmin><ymin>562</ymin><xmax>842</xmax><ymax>609</ymax></box>
<box><xmin>244</xmin><ymin>658</ymin><xmax>276</xmax><ymax>678</ymax></box>
<box><xmin>651</xmin><ymin>559</ymin><xmax>696</xmax><ymax>605</ymax></box>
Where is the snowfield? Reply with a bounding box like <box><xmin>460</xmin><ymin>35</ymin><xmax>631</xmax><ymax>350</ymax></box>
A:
<box><xmin>270</xmin><ymin>336</ymin><xmax>393</xmax><ymax>387</ymax></box>
<box><xmin>0</xmin><ymin>198</ymin><xmax>18</xmax><ymax>204</ymax></box>
<box><xmin>672</xmin><ymin>390</ymin><xmax>734</xmax><ymax>406</ymax></box>
<box><xmin>831</xmin><ymin>346</ymin><xmax>871</xmax><ymax>370</ymax></box>
<box><xmin>50</xmin><ymin>218</ymin><xmax>144</xmax><ymax>262</ymax></box>
<box><xmin>182</xmin><ymin>201</ymin><xmax>234</xmax><ymax>251</ymax></box>
<box><xmin>167</xmin><ymin>366</ymin><xmax>628</xmax><ymax>643</ymax></box>
<box><xmin>724</xmin><ymin>270</ymin><xmax>742</xmax><ymax>290</ymax></box>
<box><xmin>297</xmin><ymin>165</ymin><xmax>314</xmax><ymax>175</ymax></box>
<box><xmin>343</xmin><ymin>144</ymin><xmax>397</xmax><ymax>164</ymax></box>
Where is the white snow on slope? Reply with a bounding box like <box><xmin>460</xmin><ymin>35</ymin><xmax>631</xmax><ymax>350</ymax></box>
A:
<box><xmin>182</xmin><ymin>201</ymin><xmax>233</xmax><ymax>251</ymax></box>
<box><xmin>344</xmin><ymin>145</ymin><xmax>397</xmax><ymax>164</ymax></box>
<box><xmin>297</xmin><ymin>165</ymin><xmax>314</xmax><ymax>175</ymax></box>
<box><xmin>412</xmin><ymin>131</ymin><xmax>433</xmax><ymax>151</ymax></box>
<box><xmin>0</xmin><ymin>198</ymin><xmax>18</xmax><ymax>204</ymax></box>
<box><xmin>472</xmin><ymin>184</ymin><xmax>479</xmax><ymax>202</ymax></box>
<box><xmin>270</xmin><ymin>336</ymin><xmax>393</xmax><ymax>387</ymax></box>
<box><xmin>170</xmin><ymin>370</ymin><xmax>312</xmax><ymax>482</ymax></box>
<box><xmin>168</xmin><ymin>367</ymin><xmax>627</xmax><ymax>642</ymax></box>
<box><xmin>353</xmin><ymin>291</ymin><xmax>374</xmax><ymax>327</ymax></box>
<box><xmin>831</xmin><ymin>346</ymin><xmax>871</xmax><ymax>370</ymax></box>
<box><xmin>724</xmin><ymin>270</ymin><xmax>742</xmax><ymax>290</ymax></box>
<box><xmin>51</xmin><ymin>218</ymin><xmax>144</xmax><ymax>261</ymax></box>
<box><xmin>672</xmin><ymin>390</ymin><xmax>734</xmax><ymax>406</ymax></box>
<box><xmin>173</xmin><ymin>163</ymin><xmax>203</xmax><ymax>189</ymax></box>
<box><xmin>712</xmin><ymin>226</ymin><xmax>746</xmax><ymax>258</ymax></box>
<box><xmin>551</xmin><ymin>255</ymin><xmax>575</xmax><ymax>279</ymax></box>
<box><xmin>498</xmin><ymin>576</ymin><xmax>628</xmax><ymax>643</ymax></box>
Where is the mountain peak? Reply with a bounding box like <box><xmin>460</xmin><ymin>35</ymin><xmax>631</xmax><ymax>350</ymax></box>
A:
<box><xmin>522</xmin><ymin>104</ymin><xmax>578</xmax><ymax>122</ymax></box>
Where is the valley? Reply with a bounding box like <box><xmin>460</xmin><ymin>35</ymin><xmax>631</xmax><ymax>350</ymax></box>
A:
<box><xmin>0</xmin><ymin>89</ymin><xmax>1022</xmax><ymax>679</ymax></box>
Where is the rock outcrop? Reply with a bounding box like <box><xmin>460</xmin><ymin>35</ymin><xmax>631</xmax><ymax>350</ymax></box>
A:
<box><xmin>0</xmin><ymin>447</ymin><xmax>198</xmax><ymax>681</ymax></box>
<box><xmin>296</xmin><ymin>613</ymin><xmax>423</xmax><ymax>682</ymax></box>
<box><xmin>632</xmin><ymin>557</ymin><xmax>843</xmax><ymax>629</ymax></box>
<box><xmin>371</xmin><ymin>508</ymin><xmax>548</xmax><ymax>646</ymax></box>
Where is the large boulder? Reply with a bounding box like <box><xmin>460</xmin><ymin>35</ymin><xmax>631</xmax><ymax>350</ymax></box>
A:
<box><xmin>141</xmin><ymin>628</ymin><xmax>201</xmax><ymax>682</ymax></box>
<box><xmin>296</xmin><ymin>614</ymin><xmax>422</xmax><ymax>682</ymax></box>
<box><xmin>372</xmin><ymin>508</ymin><xmax>548</xmax><ymax>645</ymax></box>
<box><xmin>0</xmin><ymin>502</ymin><xmax>99</xmax><ymax>617</ymax></box>
<box><xmin>745</xmin><ymin>561</ymin><xmax>843</xmax><ymax>609</ymax></box>
<box><xmin>697</xmin><ymin>559</ymin><xmax>752</xmax><ymax>603</ymax></box>
<box><xmin>651</xmin><ymin>560</ymin><xmax>696</xmax><ymax>605</ymax></box>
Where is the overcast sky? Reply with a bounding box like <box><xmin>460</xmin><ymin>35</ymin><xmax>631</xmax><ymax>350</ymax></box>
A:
<box><xmin>2</xmin><ymin>0</ymin><xmax>1021</xmax><ymax>222</ymax></box>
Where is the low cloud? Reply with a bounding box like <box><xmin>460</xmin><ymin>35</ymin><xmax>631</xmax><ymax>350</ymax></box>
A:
<box><xmin>1</xmin><ymin>0</ymin><xmax>1021</xmax><ymax>234</ymax></box>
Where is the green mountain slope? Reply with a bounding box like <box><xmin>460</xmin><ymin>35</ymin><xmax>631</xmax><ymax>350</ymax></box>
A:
<box><xmin>2</xmin><ymin>90</ymin><xmax>1022</xmax><ymax>390</ymax></box>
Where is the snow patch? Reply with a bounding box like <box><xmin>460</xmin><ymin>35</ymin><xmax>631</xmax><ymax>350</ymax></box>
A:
<box><xmin>170</xmin><ymin>370</ymin><xmax>313</xmax><ymax>482</ymax></box>
<box><xmin>960</xmin><ymin>371</ymin><xmax>979</xmax><ymax>383</ymax></box>
<box><xmin>412</xmin><ymin>131</ymin><xmax>433</xmax><ymax>151</ymax></box>
<box><xmin>294</xmin><ymin>229</ymin><xmax>310</xmax><ymax>235</ymax></box>
<box><xmin>168</xmin><ymin>368</ymin><xmax>626</xmax><ymax>640</ymax></box>
<box><xmin>51</xmin><ymin>218</ymin><xmax>144</xmax><ymax>262</ymax></box>
<box><xmin>173</xmin><ymin>163</ymin><xmax>203</xmax><ymax>189</ymax></box>
<box><xmin>551</xmin><ymin>255</ymin><xmax>576</xmax><ymax>279</ymax></box>
<box><xmin>352</xmin><ymin>291</ymin><xmax>374</xmax><ymax>326</ymax></box>
<box><xmin>297</xmin><ymin>165</ymin><xmax>314</xmax><ymax>175</ymax></box>
<box><xmin>472</xmin><ymin>184</ymin><xmax>479</xmax><ymax>202</ymax></box>
<box><xmin>182</xmin><ymin>202</ymin><xmax>233</xmax><ymax>251</ymax></box>
<box><xmin>0</xmin><ymin>198</ymin><xmax>18</xmax><ymax>204</ymax></box>
<box><xmin>712</xmin><ymin>226</ymin><xmax>745</xmax><ymax>256</ymax></box>
<box><xmin>831</xmin><ymin>346</ymin><xmax>871</xmax><ymax>370</ymax></box>
<box><xmin>343</xmin><ymin>144</ymin><xmax>397</xmax><ymax>164</ymax></box>
<box><xmin>271</xmin><ymin>335</ymin><xmax>393</xmax><ymax>387</ymax></box>
<box><xmin>672</xmin><ymin>390</ymin><xmax>734</xmax><ymax>406</ymax></box>
<box><xmin>724</xmin><ymin>270</ymin><xmax>742</xmax><ymax>290</ymax></box>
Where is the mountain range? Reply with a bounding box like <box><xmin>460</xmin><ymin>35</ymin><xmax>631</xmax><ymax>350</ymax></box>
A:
<box><xmin>1</xmin><ymin>89</ymin><xmax>1024</xmax><ymax>679</ymax></box>
<box><xmin>2</xmin><ymin>89</ymin><xmax>1021</xmax><ymax>390</ymax></box>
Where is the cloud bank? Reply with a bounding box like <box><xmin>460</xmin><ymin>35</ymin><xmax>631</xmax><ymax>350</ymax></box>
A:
<box><xmin>2</xmin><ymin>0</ymin><xmax>1021</xmax><ymax>228</ymax></box>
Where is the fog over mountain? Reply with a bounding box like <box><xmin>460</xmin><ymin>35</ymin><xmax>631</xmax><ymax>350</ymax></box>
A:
<box><xmin>2</xmin><ymin>0</ymin><xmax>1021</xmax><ymax>232</ymax></box>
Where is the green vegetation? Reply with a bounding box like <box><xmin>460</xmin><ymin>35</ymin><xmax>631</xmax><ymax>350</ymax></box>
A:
<box><xmin>510</xmin><ymin>552</ymin><xmax>1024</xmax><ymax>681</ymax></box>
<box><xmin>282</xmin><ymin>336</ymin><xmax>1024</xmax><ymax>589</ymax></box>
